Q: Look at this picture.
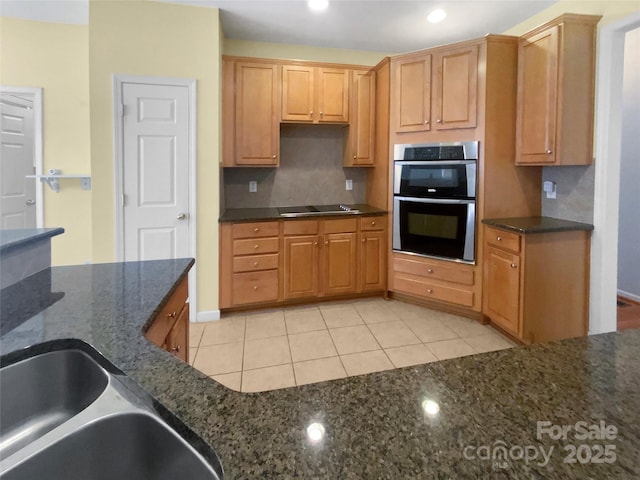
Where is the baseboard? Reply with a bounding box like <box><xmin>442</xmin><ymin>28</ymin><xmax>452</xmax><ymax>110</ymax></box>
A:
<box><xmin>618</xmin><ymin>290</ymin><xmax>640</xmax><ymax>303</ymax></box>
<box><xmin>194</xmin><ymin>309</ymin><xmax>221</xmax><ymax>322</ymax></box>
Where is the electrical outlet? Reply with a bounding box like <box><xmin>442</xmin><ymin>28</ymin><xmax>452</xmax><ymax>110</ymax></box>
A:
<box><xmin>345</xmin><ymin>179</ymin><xmax>353</xmax><ymax>191</ymax></box>
<box><xmin>249</xmin><ymin>181</ymin><xmax>257</xmax><ymax>193</ymax></box>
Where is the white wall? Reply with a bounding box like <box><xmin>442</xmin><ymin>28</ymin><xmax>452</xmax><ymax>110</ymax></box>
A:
<box><xmin>617</xmin><ymin>27</ymin><xmax>640</xmax><ymax>300</ymax></box>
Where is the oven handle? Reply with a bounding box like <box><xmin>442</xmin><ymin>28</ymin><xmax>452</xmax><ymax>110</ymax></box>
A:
<box><xmin>394</xmin><ymin>196</ymin><xmax>476</xmax><ymax>205</ymax></box>
<box><xmin>394</xmin><ymin>160</ymin><xmax>476</xmax><ymax>166</ymax></box>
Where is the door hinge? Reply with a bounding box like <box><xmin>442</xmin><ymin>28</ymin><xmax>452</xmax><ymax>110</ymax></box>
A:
<box><xmin>119</xmin><ymin>104</ymin><xmax>127</xmax><ymax>117</ymax></box>
<box><xmin>121</xmin><ymin>194</ymin><xmax>126</xmax><ymax>206</ymax></box>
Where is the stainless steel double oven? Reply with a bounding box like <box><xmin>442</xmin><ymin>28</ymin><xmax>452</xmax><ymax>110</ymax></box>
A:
<box><xmin>393</xmin><ymin>141</ymin><xmax>478</xmax><ymax>263</ymax></box>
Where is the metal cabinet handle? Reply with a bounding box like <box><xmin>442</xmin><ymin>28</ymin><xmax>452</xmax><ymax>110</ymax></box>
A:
<box><xmin>436</xmin><ymin>119</ymin><xmax>442</xmax><ymax>123</ymax></box>
<box><xmin>314</xmin><ymin>241</ymin><xmax>318</xmax><ymax>246</ymax></box>
<box><xmin>167</xmin><ymin>311</ymin><xmax>177</xmax><ymax>319</ymax></box>
<box><xmin>496</xmin><ymin>236</ymin><xmax>502</xmax><ymax>241</ymax></box>
<box><xmin>253</xmin><ymin>285</ymin><xmax>258</xmax><ymax>291</ymax></box>
<box><xmin>325</xmin><ymin>241</ymin><xmax>329</xmax><ymax>245</ymax></box>
<box><xmin>253</xmin><ymin>261</ymin><xmax>259</xmax><ymax>267</ymax></box>
<box><xmin>353</xmin><ymin>155</ymin><xmax>357</xmax><ymax>159</ymax></box>
<box><xmin>546</xmin><ymin>150</ymin><xmax>553</xmax><ymax>155</ymax></box>
<box><xmin>362</xmin><ymin>238</ymin><xmax>366</xmax><ymax>243</ymax></box>
<box><xmin>254</xmin><ymin>244</ymin><xmax>259</xmax><ymax>249</ymax></box>
<box><xmin>427</xmin><ymin>268</ymin><xmax>433</xmax><ymax>274</ymax></box>
<box><xmin>427</xmin><ymin>289</ymin><xmax>433</xmax><ymax>294</ymax></box>
<box><xmin>171</xmin><ymin>345</ymin><xmax>181</xmax><ymax>353</ymax></box>
<box><xmin>510</xmin><ymin>263</ymin><xmax>517</xmax><ymax>269</ymax></box>
<box><xmin>272</xmin><ymin>154</ymin><xmax>277</xmax><ymax>159</ymax></box>
<box><xmin>254</xmin><ymin>227</ymin><xmax>260</xmax><ymax>232</ymax></box>
<box><xmin>424</xmin><ymin>120</ymin><xmax>430</xmax><ymax>125</ymax></box>
<box><xmin>320</xmin><ymin>112</ymin><xmax>324</xmax><ymax>116</ymax></box>
<box><xmin>371</xmin><ymin>221</ymin><xmax>376</xmax><ymax>226</ymax></box>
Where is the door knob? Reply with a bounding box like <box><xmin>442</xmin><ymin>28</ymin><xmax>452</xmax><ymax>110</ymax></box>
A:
<box><xmin>26</xmin><ymin>199</ymin><xmax>35</xmax><ymax>206</ymax></box>
<box><xmin>177</xmin><ymin>213</ymin><xmax>187</xmax><ymax>220</ymax></box>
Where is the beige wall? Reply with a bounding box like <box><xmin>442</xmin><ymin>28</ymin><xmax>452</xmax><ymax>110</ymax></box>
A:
<box><xmin>224</xmin><ymin>38</ymin><xmax>388</xmax><ymax>66</ymax></box>
<box><xmin>504</xmin><ymin>0</ymin><xmax>640</xmax><ymax>34</ymax></box>
<box><xmin>89</xmin><ymin>1</ymin><xmax>221</xmax><ymax>314</ymax></box>
<box><xmin>0</xmin><ymin>17</ymin><xmax>92</xmax><ymax>265</ymax></box>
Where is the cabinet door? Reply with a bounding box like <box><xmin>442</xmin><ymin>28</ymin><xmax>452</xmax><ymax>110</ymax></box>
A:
<box><xmin>235</xmin><ymin>62</ymin><xmax>279</xmax><ymax>165</ymax></box>
<box><xmin>166</xmin><ymin>305</ymin><xmax>189</xmax><ymax>363</ymax></box>
<box><xmin>484</xmin><ymin>246</ymin><xmax>521</xmax><ymax>336</ymax></box>
<box><xmin>284</xmin><ymin>235</ymin><xmax>319</xmax><ymax>299</ymax></box>
<box><xmin>323</xmin><ymin>232</ymin><xmax>357</xmax><ymax>295</ymax></box>
<box><xmin>316</xmin><ymin>68</ymin><xmax>349</xmax><ymax>123</ymax></box>
<box><xmin>359</xmin><ymin>230</ymin><xmax>385</xmax><ymax>292</ymax></box>
<box><xmin>346</xmin><ymin>70</ymin><xmax>375</xmax><ymax>166</ymax></box>
<box><xmin>515</xmin><ymin>26</ymin><xmax>559</xmax><ymax>165</ymax></box>
<box><xmin>393</xmin><ymin>55</ymin><xmax>431</xmax><ymax>132</ymax></box>
<box><xmin>432</xmin><ymin>45</ymin><xmax>478</xmax><ymax>130</ymax></box>
<box><xmin>281</xmin><ymin>65</ymin><xmax>314</xmax><ymax>122</ymax></box>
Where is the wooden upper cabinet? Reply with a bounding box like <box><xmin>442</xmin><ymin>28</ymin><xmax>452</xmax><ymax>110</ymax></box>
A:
<box><xmin>282</xmin><ymin>66</ymin><xmax>349</xmax><ymax>124</ymax></box>
<box><xmin>392</xmin><ymin>44</ymin><xmax>478</xmax><ymax>134</ymax></box>
<box><xmin>432</xmin><ymin>45</ymin><xmax>478</xmax><ymax>130</ymax></box>
<box><xmin>516</xmin><ymin>14</ymin><xmax>601</xmax><ymax>166</ymax></box>
<box><xmin>234</xmin><ymin>62</ymin><xmax>280</xmax><ymax>166</ymax></box>
<box><xmin>344</xmin><ymin>70</ymin><xmax>375</xmax><ymax>166</ymax></box>
<box><xmin>393</xmin><ymin>54</ymin><xmax>431</xmax><ymax>132</ymax></box>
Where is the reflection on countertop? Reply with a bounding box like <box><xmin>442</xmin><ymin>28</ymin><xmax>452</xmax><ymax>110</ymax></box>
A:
<box><xmin>219</xmin><ymin>203</ymin><xmax>387</xmax><ymax>223</ymax></box>
<box><xmin>1</xmin><ymin>259</ymin><xmax>639</xmax><ymax>479</ymax></box>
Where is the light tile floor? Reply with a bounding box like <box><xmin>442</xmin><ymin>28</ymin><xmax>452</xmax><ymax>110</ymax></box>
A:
<box><xmin>189</xmin><ymin>298</ymin><xmax>518</xmax><ymax>393</ymax></box>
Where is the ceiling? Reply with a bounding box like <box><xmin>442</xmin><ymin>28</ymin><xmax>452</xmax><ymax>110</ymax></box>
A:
<box><xmin>1</xmin><ymin>0</ymin><xmax>559</xmax><ymax>54</ymax></box>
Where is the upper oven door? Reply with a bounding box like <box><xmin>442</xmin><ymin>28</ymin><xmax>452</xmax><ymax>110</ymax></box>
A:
<box><xmin>393</xmin><ymin>161</ymin><xmax>476</xmax><ymax>199</ymax></box>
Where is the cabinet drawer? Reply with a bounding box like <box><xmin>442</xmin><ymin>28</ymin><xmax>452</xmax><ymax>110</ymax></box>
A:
<box><xmin>145</xmin><ymin>277</ymin><xmax>188</xmax><ymax>346</ymax></box>
<box><xmin>232</xmin><ymin>221</ymin><xmax>279</xmax><ymax>239</ymax></box>
<box><xmin>485</xmin><ymin>226</ymin><xmax>520</xmax><ymax>253</ymax></box>
<box><xmin>233</xmin><ymin>253</ymin><xmax>279</xmax><ymax>273</ymax></box>
<box><xmin>233</xmin><ymin>237</ymin><xmax>279</xmax><ymax>256</ymax></box>
<box><xmin>323</xmin><ymin>218</ymin><xmax>358</xmax><ymax>234</ymax></box>
<box><xmin>232</xmin><ymin>270</ymin><xmax>279</xmax><ymax>305</ymax></box>
<box><xmin>359</xmin><ymin>216</ymin><xmax>385</xmax><ymax>231</ymax></box>
<box><xmin>283</xmin><ymin>220</ymin><xmax>319</xmax><ymax>235</ymax></box>
<box><xmin>393</xmin><ymin>274</ymin><xmax>474</xmax><ymax>308</ymax></box>
<box><xmin>393</xmin><ymin>256</ymin><xmax>474</xmax><ymax>286</ymax></box>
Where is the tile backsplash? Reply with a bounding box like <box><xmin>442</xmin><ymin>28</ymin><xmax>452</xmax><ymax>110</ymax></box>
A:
<box><xmin>541</xmin><ymin>165</ymin><xmax>594</xmax><ymax>224</ymax></box>
<box><xmin>223</xmin><ymin>125</ymin><xmax>367</xmax><ymax>208</ymax></box>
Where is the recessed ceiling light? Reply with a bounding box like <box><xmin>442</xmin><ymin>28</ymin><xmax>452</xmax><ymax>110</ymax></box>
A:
<box><xmin>427</xmin><ymin>8</ymin><xmax>447</xmax><ymax>24</ymax></box>
<box><xmin>308</xmin><ymin>0</ymin><xmax>329</xmax><ymax>12</ymax></box>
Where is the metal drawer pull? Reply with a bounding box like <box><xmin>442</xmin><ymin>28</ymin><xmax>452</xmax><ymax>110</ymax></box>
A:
<box><xmin>427</xmin><ymin>289</ymin><xmax>433</xmax><ymax>294</ymax></box>
<box><xmin>254</xmin><ymin>227</ymin><xmax>259</xmax><ymax>232</ymax></box>
<box><xmin>171</xmin><ymin>345</ymin><xmax>181</xmax><ymax>353</ymax></box>
<box><xmin>496</xmin><ymin>236</ymin><xmax>502</xmax><ymax>241</ymax></box>
<box><xmin>254</xmin><ymin>244</ymin><xmax>259</xmax><ymax>249</ymax></box>
<box><xmin>546</xmin><ymin>150</ymin><xmax>553</xmax><ymax>155</ymax></box>
<box><xmin>253</xmin><ymin>286</ymin><xmax>258</xmax><ymax>291</ymax></box>
<box><xmin>254</xmin><ymin>261</ymin><xmax>259</xmax><ymax>267</ymax></box>
<box><xmin>371</xmin><ymin>221</ymin><xmax>376</xmax><ymax>226</ymax></box>
<box><xmin>427</xmin><ymin>268</ymin><xmax>433</xmax><ymax>274</ymax></box>
<box><xmin>510</xmin><ymin>263</ymin><xmax>517</xmax><ymax>269</ymax></box>
<box><xmin>167</xmin><ymin>311</ymin><xmax>177</xmax><ymax>319</ymax></box>
<box><xmin>362</xmin><ymin>238</ymin><xmax>366</xmax><ymax>243</ymax></box>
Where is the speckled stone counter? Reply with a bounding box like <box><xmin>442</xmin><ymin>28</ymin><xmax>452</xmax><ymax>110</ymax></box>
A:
<box><xmin>220</xmin><ymin>203</ymin><xmax>387</xmax><ymax>223</ymax></box>
<box><xmin>482</xmin><ymin>216</ymin><xmax>594</xmax><ymax>234</ymax></box>
<box><xmin>0</xmin><ymin>227</ymin><xmax>64</xmax><ymax>252</ymax></box>
<box><xmin>2</xmin><ymin>259</ymin><xmax>639</xmax><ymax>479</ymax></box>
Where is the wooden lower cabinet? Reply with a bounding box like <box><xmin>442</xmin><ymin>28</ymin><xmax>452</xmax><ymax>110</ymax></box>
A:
<box><xmin>221</xmin><ymin>215</ymin><xmax>386</xmax><ymax>309</ymax></box>
<box><xmin>284</xmin><ymin>235</ymin><xmax>320</xmax><ymax>299</ymax></box>
<box><xmin>145</xmin><ymin>276</ymin><xmax>189</xmax><ymax>363</ymax></box>
<box><xmin>391</xmin><ymin>253</ymin><xmax>478</xmax><ymax>311</ymax></box>
<box><xmin>482</xmin><ymin>225</ymin><xmax>590</xmax><ymax>343</ymax></box>
<box><xmin>323</xmin><ymin>232</ymin><xmax>358</xmax><ymax>295</ymax></box>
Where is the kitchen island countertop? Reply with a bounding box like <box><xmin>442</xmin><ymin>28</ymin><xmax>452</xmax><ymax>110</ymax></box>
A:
<box><xmin>1</xmin><ymin>260</ymin><xmax>639</xmax><ymax>479</ymax></box>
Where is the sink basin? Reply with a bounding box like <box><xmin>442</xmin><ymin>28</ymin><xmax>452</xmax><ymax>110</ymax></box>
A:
<box><xmin>0</xmin><ymin>349</ymin><xmax>108</xmax><ymax>458</ymax></box>
<box><xmin>2</xmin><ymin>412</ymin><xmax>220</xmax><ymax>480</ymax></box>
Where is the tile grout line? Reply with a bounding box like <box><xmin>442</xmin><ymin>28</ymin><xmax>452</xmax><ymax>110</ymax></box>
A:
<box><xmin>281</xmin><ymin>307</ymin><xmax>298</xmax><ymax>387</ymax></box>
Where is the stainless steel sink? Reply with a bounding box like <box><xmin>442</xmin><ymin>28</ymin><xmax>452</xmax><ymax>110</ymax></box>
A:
<box><xmin>0</xmin><ymin>347</ymin><xmax>222</xmax><ymax>479</ymax></box>
<box><xmin>0</xmin><ymin>349</ymin><xmax>108</xmax><ymax>458</ymax></box>
<box><xmin>2</xmin><ymin>413</ymin><xmax>219</xmax><ymax>480</ymax></box>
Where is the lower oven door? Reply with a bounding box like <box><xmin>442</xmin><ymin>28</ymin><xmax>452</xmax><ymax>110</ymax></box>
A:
<box><xmin>393</xmin><ymin>196</ymin><xmax>476</xmax><ymax>263</ymax></box>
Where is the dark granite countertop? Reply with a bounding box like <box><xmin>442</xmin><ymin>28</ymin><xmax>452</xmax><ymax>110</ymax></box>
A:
<box><xmin>2</xmin><ymin>260</ymin><xmax>639</xmax><ymax>479</ymax></box>
<box><xmin>482</xmin><ymin>216</ymin><xmax>594</xmax><ymax>234</ymax></box>
<box><xmin>220</xmin><ymin>203</ymin><xmax>387</xmax><ymax>223</ymax></box>
<box><xmin>0</xmin><ymin>227</ymin><xmax>65</xmax><ymax>253</ymax></box>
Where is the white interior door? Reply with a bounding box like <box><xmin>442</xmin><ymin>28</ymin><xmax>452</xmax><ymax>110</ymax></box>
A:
<box><xmin>0</xmin><ymin>94</ymin><xmax>36</xmax><ymax>229</ymax></box>
<box><xmin>122</xmin><ymin>82</ymin><xmax>190</xmax><ymax>261</ymax></box>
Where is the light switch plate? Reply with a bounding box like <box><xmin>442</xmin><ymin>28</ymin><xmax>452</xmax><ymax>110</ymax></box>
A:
<box><xmin>345</xmin><ymin>179</ymin><xmax>353</xmax><ymax>191</ymax></box>
<box><xmin>249</xmin><ymin>181</ymin><xmax>257</xmax><ymax>193</ymax></box>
